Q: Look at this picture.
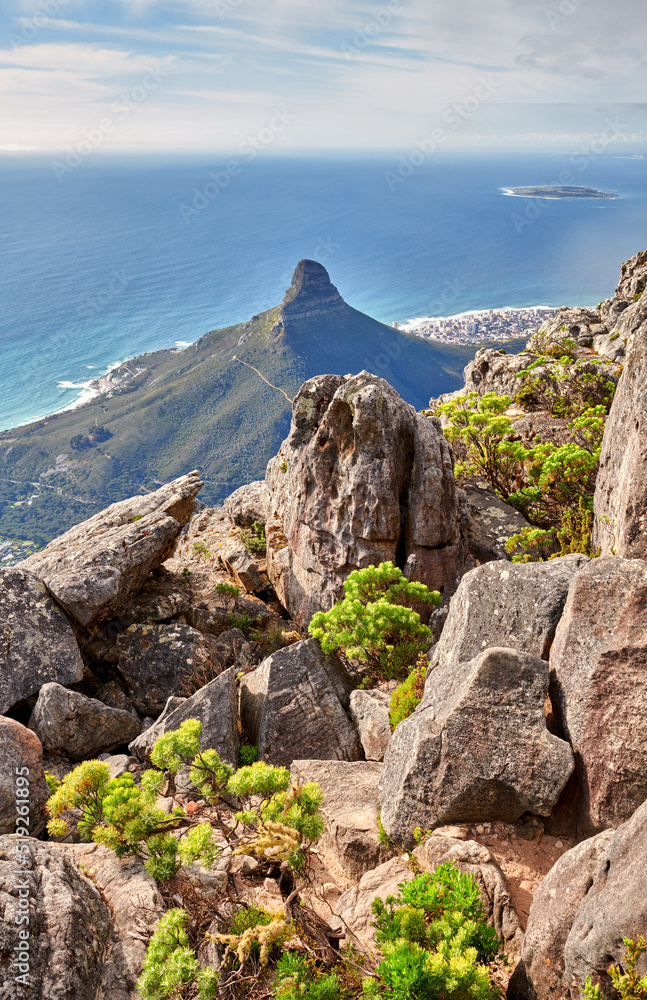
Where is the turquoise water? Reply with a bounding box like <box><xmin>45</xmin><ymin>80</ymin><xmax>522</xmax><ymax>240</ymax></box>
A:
<box><xmin>0</xmin><ymin>150</ymin><xmax>645</xmax><ymax>430</ymax></box>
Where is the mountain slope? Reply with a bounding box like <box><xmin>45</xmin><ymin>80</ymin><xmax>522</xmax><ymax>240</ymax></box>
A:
<box><xmin>0</xmin><ymin>261</ymin><xmax>523</xmax><ymax>546</ymax></box>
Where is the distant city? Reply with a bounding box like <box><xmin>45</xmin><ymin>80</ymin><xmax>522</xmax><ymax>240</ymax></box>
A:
<box><xmin>397</xmin><ymin>306</ymin><xmax>560</xmax><ymax>345</ymax></box>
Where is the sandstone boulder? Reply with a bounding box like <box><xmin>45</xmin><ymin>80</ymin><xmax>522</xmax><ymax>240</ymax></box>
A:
<box><xmin>380</xmin><ymin>648</ymin><xmax>574</xmax><ymax>844</ymax></box>
<box><xmin>333</xmin><ymin>855</ymin><xmax>414</xmax><ymax>944</ymax></box>
<box><xmin>549</xmin><ymin>556</ymin><xmax>647</xmax><ymax>832</ymax></box>
<box><xmin>291</xmin><ymin>759</ymin><xmax>394</xmax><ymax>880</ymax></box>
<box><xmin>29</xmin><ymin>682</ymin><xmax>141</xmax><ymax>760</ymax></box>
<box><xmin>349</xmin><ymin>689</ymin><xmax>392</xmax><ymax>762</ymax></box>
<box><xmin>116</xmin><ymin>621</ymin><xmax>225</xmax><ymax>715</ymax></box>
<box><xmin>19</xmin><ymin>471</ymin><xmax>203</xmax><ymax>627</ymax></box>
<box><xmin>265</xmin><ymin>371</ymin><xmax>463</xmax><ymax>624</ymax></box>
<box><xmin>0</xmin><ymin>836</ymin><xmax>111</xmax><ymax>999</ymax></box>
<box><xmin>458</xmin><ymin>477</ymin><xmax>531</xmax><ymax>564</ymax></box>
<box><xmin>0</xmin><ymin>716</ymin><xmax>49</xmax><ymax>836</ymax></box>
<box><xmin>239</xmin><ymin>639</ymin><xmax>361</xmax><ymax>766</ymax></box>
<box><xmin>223</xmin><ymin>480</ymin><xmax>271</xmax><ymax>527</ymax></box>
<box><xmin>0</xmin><ymin>567</ymin><xmax>83</xmax><ymax>714</ymax></box>
<box><xmin>217</xmin><ymin>536</ymin><xmax>265</xmax><ymax>594</ymax></box>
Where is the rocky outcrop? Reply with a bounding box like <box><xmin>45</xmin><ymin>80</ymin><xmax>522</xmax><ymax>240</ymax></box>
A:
<box><xmin>129</xmin><ymin>668</ymin><xmax>239</xmax><ymax>766</ymax></box>
<box><xmin>0</xmin><ymin>836</ymin><xmax>112</xmax><ymax>999</ymax></box>
<box><xmin>274</xmin><ymin>259</ymin><xmax>345</xmax><ymax>332</ymax></box>
<box><xmin>549</xmin><ymin>556</ymin><xmax>647</xmax><ymax>833</ymax></box>
<box><xmin>19</xmin><ymin>471</ymin><xmax>203</xmax><ymax>627</ymax></box>
<box><xmin>223</xmin><ymin>480</ymin><xmax>271</xmax><ymax>527</ymax></box>
<box><xmin>265</xmin><ymin>371</ymin><xmax>463</xmax><ymax>624</ymax></box>
<box><xmin>349</xmin><ymin>689</ymin><xmax>392</xmax><ymax>762</ymax></box>
<box><xmin>0</xmin><ymin>716</ymin><xmax>49</xmax><ymax>836</ymax></box>
<box><xmin>458</xmin><ymin>477</ymin><xmax>531</xmax><ymax>564</ymax></box>
<box><xmin>380</xmin><ymin>648</ymin><xmax>574</xmax><ymax>844</ymax></box>
<box><xmin>29</xmin><ymin>682</ymin><xmax>141</xmax><ymax>760</ymax></box>
<box><xmin>115</xmin><ymin>622</ymin><xmax>225</xmax><ymax>715</ymax></box>
<box><xmin>239</xmin><ymin>639</ymin><xmax>361</xmax><ymax>766</ymax></box>
<box><xmin>529</xmin><ymin>306</ymin><xmax>614</xmax><ymax>353</ymax></box>
<box><xmin>0</xmin><ymin>566</ymin><xmax>83</xmax><ymax>714</ymax></box>
<box><xmin>291</xmin><ymin>759</ymin><xmax>394</xmax><ymax>880</ymax></box>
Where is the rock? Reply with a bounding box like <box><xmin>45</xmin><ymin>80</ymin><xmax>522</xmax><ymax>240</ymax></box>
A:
<box><xmin>0</xmin><ymin>566</ymin><xmax>83</xmax><ymax>714</ymax></box>
<box><xmin>349</xmin><ymin>690</ymin><xmax>392</xmax><ymax>762</ymax></box>
<box><xmin>71</xmin><ymin>842</ymin><xmax>165</xmax><ymax>1000</ymax></box>
<box><xmin>379</xmin><ymin>648</ymin><xmax>574</xmax><ymax>844</ymax></box>
<box><xmin>185</xmin><ymin>604</ymin><xmax>232</xmax><ymax>636</ymax></box>
<box><xmin>0</xmin><ymin>716</ymin><xmax>49</xmax><ymax>836</ymax></box>
<box><xmin>454</xmin><ymin>347</ymin><xmax>546</xmax><ymax>400</ymax></box>
<box><xmin>274</xmin><ymin>259</ymin><xmax>346</xmax><ymax>331</ymax></box>
<box><xmin>425</xmin><ymin>555</ymin><xmax>588</xmax><ymax>680</ymax></box>
<box><xmin>333</xmin><ymin>855</ymin><xmax>414</xmax><ymax>944</ymax></box>
<box><xmin>127</xmin><ymin>695</ymin><xmax>186</xmax><ymax>758</ymax></box>
<box><xmin>114</xmin><ymin>569</ymin><xmax>191</xmax><ymax>624</ymax></box>
<box><xmin>508</xmin><ymin>829</ymin><xmax>614</xmax><ymax>1000</ymax></box>
<box><xmin>0</xmin><ymin>835</ymin><xmax>112</xmax><ymax>999</ymax></box>
<box><xmin>614</xmin><ymin>247</ymin><xmax>647</xmax><ymax>301</ymax></box>
<box><xmin>458</xmin><ymin>477</ymin><xmax>531</xmax><ymax>564</ymax></box>
<box><xmin>28</xmin><ymin>682</ymin><xmax>141</xmax><ymax>760</ymax></box>
<box><xmin>217</xmin><ymin>536</ymin><xmax>266</xmax><ymax>594</ymax></box>
<box><xmin>549</xmin><ymin>556</ymin><xmax>647</xmax><ymax>832</ymax></box>
<box><xmin>115</xmin><ymin>622</ymin><xmax>225</xmax><ymax>715</ymax></box>
<box><xmin>291</xmin><ymin>759</ymin><xmax>395</xmax><ymax>880</ymax></box>
<box><xmin>95</xmin><ymin>679</ymin><xmax>138</xmax><ymax>716</ymax></box>
<box><xmin>223</xmin><ymin>480</ymin><xmax>271</xmax><ymax>527</ymax></box>
<box><xmin>129</xmin><ymin>668</ymin><xmax>239</xmax><ymax>766</ymax></box>
<box><xmin>265</xmin><ymin>371</ymin><xmax>463</xmax><ymax>625</ymax></box>
<box><xmin>413</xmin><ymin>835</ymin><xmax>524</xmax><ymax>960</ymax></box>
<box><xmin>239</xmin><ymin>639</ymin><xmax>361</xmax><ymax>766</ymax></box>
<box><xmin>19</xmin><ymin>471</ymin><xmax>203</xmax><ymax>627</ymax></box>
<box><xmin>593</xmin><ymin>308</ymin><xmax>647</xmax><ymax>559</ymax></box>
<box><xmin>98</xmin><ymin>753</ymin><xmax>135</xmax><ymax>779</ymax></box>
<box><xmin>529</xmin><ymin>306</ymin><xmax>602</xmax><ymax>349</ymax></box>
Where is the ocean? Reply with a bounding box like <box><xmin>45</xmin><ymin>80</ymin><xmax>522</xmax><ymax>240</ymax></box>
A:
<box><xmin>1</xmin><ymin>150</ymin><xmax>646</xmax><ymax>431</ymax></box>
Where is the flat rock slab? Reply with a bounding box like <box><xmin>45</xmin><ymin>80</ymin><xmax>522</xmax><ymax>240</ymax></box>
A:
<box><xmin>549</xmin><ymin>556</ymin><xmax>647</xmax><ymax>833</ymax></box>
<box><xmin>380</xmin><ymin>647</ymin><xmax>574</xmax><ymax>844</ymax></box>
<box><xmin>0</xmin><ymin>716</ymin><xmax>49</xmax><ymax>836</ymax></box>
<box><xmin>239</xmin><ymin>638</ymin><xmax>361</xmax><ymax>766</ymax></box>
<box><xmin>19</xmin><ymin>471</ymin><xmax>202</xmax><ymax>627</ymax></box>
<box><xmin>291</xmin><ymin>759</ymin><xmax>395</xmax><ymax>881</ymax></box>
<box><xmin>29</xmin><ymin>682</ymin><xmax>141</xmax><ymax>760</ymax></box>
<box><xmin>0</xmin><ymin>567</ymin><xmax>83</xmax><ymax>714</ymax></box>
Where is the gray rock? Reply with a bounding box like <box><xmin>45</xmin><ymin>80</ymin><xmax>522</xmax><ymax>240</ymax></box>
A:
<box><xmin>0</xmin><ymin>566</ymin><xmax>83</xmax><ymax>714</ymax></box>
<box><xmin>239</xmin><ymin>639</ymin><xmax>361</xmax><ymax>766</ymax></box>
<box><xmin>0</xmin><ymin>716</ymin><xmax>49</xmax><ymax>837</ymax></box>
<box><xmin>265</xmin><ymin>371</ymin><xmax>463</xmax><ymax>625</ymax></box>
<box><xmin>218</xmin><ymin>536</ymin><xmax>265</xmax><ymax>594</ymax></box>
<box><xmin>223</xmin><ymin>480</ymin><xmax>271</xmax><ymax>527</ymax></box>
<box><xmin>19</xmin><ymin>471</ymin><xmax>202</xmax><ymax>627</ymax></box>
<box><xmin>458</xmin><ymin>477</ymin><xmax>531</xmax><ymax>564</ymax></box>
<box><xmin>0</xmin><ymin>835</ymin><xmax>111</xmax><ymax>1000</ymax></box>
<box><xmin>98</xmin><ymin>753</ymin><xmax>135</xmax><ymax>779</ymax></box>
<box><xmin>425</xmin><ymin>555</ymin><xmax>588</xmax><ymax>684</ymax></box>
<box><xmin>29</xmin><ymin>683</ymin><xmax>141</xmax><ymax>760</ymax></box>
<box><xmin>614</xmin><ymin>247</ymin><xmax>647</xmax><ymax>301</ymax></box>
<box><xmin>529</xmin><ymin>306</ymin><xmax>602</xmax><ymax>349</ymax></box>
<box><xmin>349</xmin><ymin>690</ymin><xmax>392</xmax><ymax>762</ymax></box>
<box><xmin>333</xmin><ymin>855</ymin><xmax>414</xmax><ymax>944</ymax></box>
<box><xmin>380</xmin><ymin>648</ymin><xmax>574</xmax><ymax>844</ymax></box>
<box><xmin>508</xmin><ymin>830</ymin><xmax>614</xmax><ymax>1000</ymax></box>
<box><xmin>291</xmin><ymin>759</ymin><xmax>395</xmax><ymax>880</ymax></box>
<box><xmin>452</xmin><ymin>347</ymin><xmax>545</xmax><ymax>401</ymax></box>
<box><xmin>129</xmin><ymin>668</ymin><xmax>239</xmax><ymax>766</ymax></box>
<box><xmin>549</xmin><ymin>556</ymin><xmax>647</xmax><ymax>832</ymax></box>
<box><xmin>116</xmin><ymin>621</ymin><xmax>225</xmax><ymax>715</ymax></box>
<box><xmin>95</xmin><ymin>679</ymin><xmax>138</xmax><ymax>716</ymax></box>
<box><xmin>186</xmin><ymin>604</ymin><xmax>233</xmax><ymax>636</ymax></box>
<box><xmin>127</xmin><ymin>695</ymin><xmax>186</xmax><ymax>759</ymax></box>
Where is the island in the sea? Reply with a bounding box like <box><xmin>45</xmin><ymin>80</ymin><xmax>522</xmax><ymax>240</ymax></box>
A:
<box><xmin>501</xmin><ymin>185</ymin><xmax>618</xmax><ymax>200</ymax></box>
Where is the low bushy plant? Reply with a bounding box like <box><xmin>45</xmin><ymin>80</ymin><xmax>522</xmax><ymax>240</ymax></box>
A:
<box><xmin>389</xmin><ymin>654</ymin><xmax>427</xmax><ymax>730</ymax></box>
<box><xmin>137</xmin><ymin>908</ymin><xmax>219</xmax><ymax>1000</ymax></box>
<box><xmin>240</xmin><ymin>520</ymin><xmax>266</xmax><ymax>555</ymax></box>
<box><xmin>584</xmin><ymin>936</ymin><xmax>647</xmax><ymax>1000</ymax></box>
<box><xmin>215</xmin><ymin>581</ymin><xmax>240</xmax><ymax>597</ymax></box>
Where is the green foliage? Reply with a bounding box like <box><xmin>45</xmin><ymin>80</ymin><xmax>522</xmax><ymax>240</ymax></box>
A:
<box><xmin>191</xmin><ymin>541</ymin><xmax>211</xmax><ymax>560</ymax></box>
<box><xmin>137</xmin><ymin>909</ymin><xmax>218</xmax><ymax>1000</ymax></box>
<box><xmin>390</xmin><ymin>654</ymin><xmax>427</xmax><ymax>730</ymax></box>
<box><xmin>240</xmin><ymin>520</ymin><xmax>266</xmax><ymax>555</ymax></box>
<box><xmin>238</xmin><ymin>743</ymin><xmax>260</xmax><ymax>766</ymax></box>
<box><xmin>309</xmin><ymin>562</ymin><xmax>440</xmax><ymax>680</ymax></box>
<box><xmin>634</xmin><ymin>291</ymin><xmax>643</xmax><ymax>302</ymax></box>
<box><xmin>279</xmin><ymin>460</ymin><xmax>288</xmax><ymax>472</ymax></box>
<box><xmin>274</xmin><ymin>952</ymin><xmax>344</xmax><ymax>1000</ymax></box>
<box><xmin>505</xmin><ymin>497</ymin><xmax>596</xmax><ymax>563</ymax></box>
<box><xmin>215</xmin><ymin>581</ymin><xmax>240</xmax><ymax>597</ymax></box>
<box><xmin>513</xmin><ymin>346</ymin><xmax>616</xmax><ymax>418</ymax></box>
<box><xmin>584</xmin><ymin>937</ymin><xmax>647</xmax><ymax>1000</ymax></box>
<box><xmin>227</xmin><ymin>610</ymin><xmax>253</xmax><ymax>632</ymax></box>
<box><xmin>44</xmin><ymin>771</ymin><xmax>60</xmax><ymax>795</ymax></box>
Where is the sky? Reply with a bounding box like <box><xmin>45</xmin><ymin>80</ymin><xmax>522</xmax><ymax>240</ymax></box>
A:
<box><xmin>1</xmin><ymin>0</ymin><xmax>647</xmax><ymax>153</ymax></box>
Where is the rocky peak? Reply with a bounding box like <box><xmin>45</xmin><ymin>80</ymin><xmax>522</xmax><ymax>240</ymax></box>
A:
<box><xmin>276</xmin><ymin>259</ymin><xmax>345</xmax><ymax>328</ymax></box>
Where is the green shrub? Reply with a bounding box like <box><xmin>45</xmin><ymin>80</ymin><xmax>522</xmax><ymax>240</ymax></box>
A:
<box><xmin>584</xmin><ymin>936</ymin><xmax>647</xmax><ymax>1000</ymax></box>
<box><xmin>390</xmin><ymin>654</ymin><xmax>427</xmax><ymax>730</ymax></box>
<box><xmin>238</xmin><ymin>743</ymin><xmax>260</xmax><ymax>766</ymax></box>
<box><xmin>215</xmin><ymin>581</ymin><xmax>240</xmax><ymax>597</ymax></box>
<box><xmin>273</xmin><ymin>951</ymin><xmax>343</xmax><ymax>1000</ymax></box>
<box><xmin>191</xmin><ymin>541</ymin><xmax>211</xmax><ymax>560</ymax></box>
<box><xmin>137</xmin><ymin>908</ymin><xmax>219</xmax><ymax>1000</ymax></box>
<box><xmin>240</xmin><ymin>520</ymin><xmax>266</xmax><ymax>555</ymax></box>
<box><xmin>309</xmin><ymin>562</ymin><xmax>440</xmax><ymax>680</ymax></box>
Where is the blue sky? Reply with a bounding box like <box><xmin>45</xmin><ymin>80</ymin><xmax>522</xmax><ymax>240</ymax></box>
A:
<box><xmin>1</xmin><ymin>0</ymin><xmax>646</xmax><ymax>153</ymax></box>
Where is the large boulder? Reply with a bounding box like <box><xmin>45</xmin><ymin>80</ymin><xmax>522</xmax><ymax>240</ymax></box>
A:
<box><xmin>0</xmin><ymin>716</ymin><xmax>49</xmax><ymax>836</ymax></box>
<box><xmin>380</xmin><ymin>648</ymin><xmax>574</xmax><ymax>844</ymax></box>
<box><xmin>0</xmin><ymin>836</ymin><xmax>112</xmax><ymax>999</ymax></box>
<box><xmin>593</xmin><ymin>307</ymin><xmax>647</xmax><ymax>558</ymax></box>
<box><xmin>549</xmin><ymin>556</ymin><xmax>647</xmax><ymax>833</ymax></box>
<box><xmin>349</xmin><ymin>689</ymin><xmax>392</xmax><ymax>762</ymax></box>
<box><xmin>239</xmin><ymin>639</ymin><xmax>361</xmax><ymax>766</ymax></box>
<box><xmin>0</xmin><ymin>567</ymin><xmax>83</xmax><ymax>714</ymax></box>
<box><xmin>510</xmin><ymin>796</ymin><xmax>647</xmax><ymax>999</ymax></box>
<box><xmin>115</xmin><ymin>622</ymin><xmax>225</xmax><ymax>715</ymax></box>
<box><xmin>223</xmin><ymin>480</ymin><xmax>271</xmax><ymax>527</ymax></box>
<box><xmin>28</xmin><ymin>683</ymin><xmax>141</xmax><ymax>760</ymax></box>
<box><xmin>19</xmin><ymin>471</ymin><xmax>202</xmax><ymax>627</ymax></box>
<box><xmin>458</xmin><ymin>476</ymin><xmax>531</xmax><ymax>565</ymax></box>
<box><xmin>265</xmin><ymin>371</ymin><xmax>463</xmax><ymax>625</ymax></box>
<box><xmin>129</xmin><ymin>668</ymin><xmax>239</xmax><ymax>766</ymax></box>
<box><xmin>290</xmin><ymin>759</ymin><xmax>394</xmax><ymax>880</ymax></box>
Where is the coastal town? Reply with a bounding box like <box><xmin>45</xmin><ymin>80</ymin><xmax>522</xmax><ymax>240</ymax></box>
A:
<box><xmin>398</xmin><ymin>305</ymin><xmax>560</xmax><ymax>345</ymax></box>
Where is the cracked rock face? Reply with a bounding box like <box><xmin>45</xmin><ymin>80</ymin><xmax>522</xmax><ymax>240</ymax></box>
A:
<box><xmin>265</xmin><ymin>371</ymin><xmax>463</xmax><ymax>624</ymax></box>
